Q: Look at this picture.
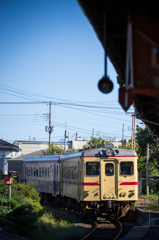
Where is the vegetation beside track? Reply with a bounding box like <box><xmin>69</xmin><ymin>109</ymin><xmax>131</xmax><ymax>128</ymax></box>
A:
<box><xmin>31</xmin><ymin>206</ymin><xmax>92</xmax><ymax>240</ymax></box>
<box><xmin>0</xmin><ymin>180</ymin><xmax>92</xmax><ymax>239</ymax></box>
<box><xmin>138</xmin><ymin>194</ymin><xmax>159</xmax><ymax>201</ymax></box>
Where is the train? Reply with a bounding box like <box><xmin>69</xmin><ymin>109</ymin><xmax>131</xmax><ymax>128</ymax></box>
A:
<box><xmin>23</xmin><ymin>145</ymin><xmax>138</xmax><ymax>219</ymax></box>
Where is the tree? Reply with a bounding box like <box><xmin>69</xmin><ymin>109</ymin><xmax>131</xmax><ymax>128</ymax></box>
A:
<box><xmin>83</xmin><ymin>137</ymin><xmax>111</xmax><ymax>148</ymax></box>
<box><xmin>135</xmin><ymin>125</ymin><xmax>159</xmax><ymax>174</ymax></box>
<box><xmin>45</xmin><ymin>143</ymin><xmax>64</xmax><ymax>155</ymax></box>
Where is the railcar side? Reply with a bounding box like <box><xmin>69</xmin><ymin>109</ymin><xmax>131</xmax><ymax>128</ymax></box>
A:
<box><xmin>23</xmin><ymin>156</ymin><xmax>61</xmax><ymax>201</ymax></box>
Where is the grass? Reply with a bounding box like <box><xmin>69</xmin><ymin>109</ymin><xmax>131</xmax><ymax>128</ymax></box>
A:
<box><xmin>138</xmin><ymin>194</ymin><xmax>159</xmax><ymax>201</ymax></box>
<box><xmin>137</xmin><ymin>194</ymin><xmax>159</xmax><ymax>211</ymax></box>
<box><xmin>29</xmin><ymin>206</ymin><xmax>92</xmax><ymax>240</ymax></box>
<box><xmin>140</xmin><ymin>203</ymin><xmax>159</xmax><ymax>211</ymax></box>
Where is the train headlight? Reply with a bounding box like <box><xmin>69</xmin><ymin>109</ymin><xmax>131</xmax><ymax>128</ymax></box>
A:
<box><xmin>105</xmin><ymin>148</ymin><xmax>113</xmax><ymax>156</ymax></box>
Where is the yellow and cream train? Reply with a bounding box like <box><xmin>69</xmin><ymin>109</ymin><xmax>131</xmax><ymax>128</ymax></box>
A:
<box><xmin>23</xmin><ymin>145</ymin><xmax>138</xmax><ymax>218</ymax></box>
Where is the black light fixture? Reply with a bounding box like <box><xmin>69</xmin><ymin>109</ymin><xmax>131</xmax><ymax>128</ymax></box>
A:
<box><xmin>98</xmin><ymin>76</ymin><xmax>113</xmax><ymax>93</ymax></box>
<box><xmin>98</xmin><ymin>12</ymin><xmax>113</xmax><ymax>94</ymax></box>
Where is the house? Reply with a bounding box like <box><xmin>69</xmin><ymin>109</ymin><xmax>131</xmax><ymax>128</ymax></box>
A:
<box><xmin>0</xmin><ymin>139</ymin><xmax>21</xmax><ymax>176</ymax></box>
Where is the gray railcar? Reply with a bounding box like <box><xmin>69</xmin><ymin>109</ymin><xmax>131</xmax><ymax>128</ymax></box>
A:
<box><xmin>23</xmin><ymin>156</ymin><xmax>61</xmax><ymax>200</ymax></box>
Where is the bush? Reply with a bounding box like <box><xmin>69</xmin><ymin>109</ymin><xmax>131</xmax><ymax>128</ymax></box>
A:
<box><xmin>0</xmin><ymin>180</ymin><xmax>43</xmax><ymax>229</ymax></box>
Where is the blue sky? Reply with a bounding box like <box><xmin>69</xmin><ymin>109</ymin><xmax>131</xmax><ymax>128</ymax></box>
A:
<box><xmin>0</xmin><ymin>0</ymin><xmax>139</xmax><ymax>144</ymax></box>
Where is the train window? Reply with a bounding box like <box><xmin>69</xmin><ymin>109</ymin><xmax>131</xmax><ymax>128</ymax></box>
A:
<box><xmin>54</xmin><ymin>165</ymin><xmax>56</xmax><ymax>176</ymax></box>
<box><xmin>48</xmin><ymin>167</ymin><xmax>50</xmax><ymax>178</ymax></box>
<box><xmin>86</xmin><ymin>162</ymin><xmax>100</xmax><ymax>176</ymax></box>
<box><xmin>105</xmin><ymin>163</ymin><xmax>114</xmax><ymax>176</ymax></box>
<box><xmin>36</xmin><ymin>168</ymin><xmax>38</xmax><ymax>177</ymax></box>
<box><xmin>39</xmin><ymin>167</ymin><xmax>42</xmax><ymax>177</ymax></box>
<box><xmin>120</xmin><ymin>162</ymin><xmax>134</xmax><ymax>176</ymax></box>
<box><xmin>45</xmin><ymin>167</ymin><xmax>47</xmax><ymax>178</ymax></box>
<box><xmin>28</xmin><ymin>168</ymin><xmax>31</xmax><ymax>177</ymax></box>
<box><xmin>42</xmin><ymin>168</ymin><xmax>44</xmax><ymax>178</ymax></box>
<box><xmin>33</xmin><ymin>168</ymin><xmax>36</xmax><ymax>177</ymax></box>
<box><xmin>72</xmin><ymin>168</ymin><xmax>73</xmax><ymax>179</ymax></box>
<box><xmin>50</xmin><ymin>165</ymin><xmax>53</xmax><ymax>175</ymax></box>
<box><xmin>75</xmin><ymin>167</ymin><xmax>77</xmax><ymax>179</ymax></box>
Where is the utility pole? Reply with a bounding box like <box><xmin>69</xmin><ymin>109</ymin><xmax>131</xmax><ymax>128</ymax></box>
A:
<box><xmin>64</xmin><ymin>121</ymin><xmax>68</xmax><ymax>150</ymax></box>
<box><xmin>146</xmin><ymin>143</ymin><xmax>149</xmax><ymax>195</ymax></box>
<box><xmin>122</xmin><ymin>124</ymin><xmax>124</xmax><ymax>145</ymax></box>
<box><xmin>92</xmin><ymin>128</ymin><xmax>94</xmax><ymax>138</ymax></box>
<box><xmin>68</xmin><ymin>132</ymin><xmax>69</xmax><ymax>141</ymax></box>
<box><xmin>45</xmin><ymin>101</ymin><xmax>54</xmax><ymax>146</ymax></box>
<box><xmin>49</xmin><ymin>101</ymin><xmax>52</xmax><ymax>145</ymax></box>
<box><xmin>126</xmin><ymin>112</ymin><xmax>135</xmax><ymax>150</ymax></box>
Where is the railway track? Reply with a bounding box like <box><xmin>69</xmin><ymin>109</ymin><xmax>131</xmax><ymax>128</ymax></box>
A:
<box><xmin>81</xmin><ymin>214</ymin><xmax>122</xmax><ymax>240</ymax></box>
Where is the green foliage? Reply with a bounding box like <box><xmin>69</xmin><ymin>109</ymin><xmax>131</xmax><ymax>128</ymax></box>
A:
<box><xmin>139</xmin><ymin>194</ymin><xmax>158</xmax><ymax>201</ymax></box>
<box><xmin>135</xmin><ymin>125</ymin><xmax>159</xmax><ymax>174</ymax></box>
<box><xmin>71</xmin><ymin>148</ymin><xmax>76</xmax><ymax>153</ymax></box>
<box><xmin>83</xmin><ymin>137</ymin><xmax>111</xmax><ymax>148</ymax></box>
<box><xmin>118</xmin><ymin>144</ymin><xmax>131</xmax><ymax>149</ymax></box>
<box><xmin>136</xmin><ymin>125</ymin><xmax>154</xmax><ymax>156</ymax></box>
<box><xmin>0</xmin><ymin>180</ymin><xmax>43</xmax><ymax>229</ymax></box>
<box><xmin>45</xmin><ymin>143</ymin><xmax>64</xmax><ymax>155</ymax></box>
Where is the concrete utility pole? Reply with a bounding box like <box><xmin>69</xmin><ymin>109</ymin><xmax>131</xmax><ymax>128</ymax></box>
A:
<box><xmin>49</xmin><ymin>101</ymin><xmax>52</xmax><ymax>145</ymax></box>
<box><xmin>76</xmin><ymin>132</ymin><xmax>78</xmax><ymax>140</ymax></box>
<box><xmin>126</xmin><ymin>112</ymin><xmax>135</xmax><ymax>150</ymax></box>
<box><xmin>64</xmin><ymin>121</ymin><xmax>68</xmax><ymax>150</ymax></box>
<box><xmin>45</xmin><ymin>101</ymin><xmax>54</xmax><ymax>146</ymax></box>
<box><xmin>92</xmin><ymin>128</ymin><xmax>94</xmax><ymax>138</ymax></box>
<box><xmin>146</xmin><ymin>143</ymin><xmax>149</xmax><ymax>195</ymax></box>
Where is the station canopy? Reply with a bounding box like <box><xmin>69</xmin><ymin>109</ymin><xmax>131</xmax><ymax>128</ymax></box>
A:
<box><xmin>78</xmin><ymin>0</ymin><xmax>159</xmax><ymax>139</ymax></box>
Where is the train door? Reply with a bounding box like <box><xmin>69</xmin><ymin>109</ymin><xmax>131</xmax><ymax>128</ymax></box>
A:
<box><xmin>101</xmin><ymin>159</ymin><xmax>117</xmax><ymax>200</ymax></box>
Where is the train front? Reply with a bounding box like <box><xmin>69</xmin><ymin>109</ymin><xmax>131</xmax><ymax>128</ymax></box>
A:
<box><xmin>81</xmin><ymin>146</ymin><xmax>138</xmax><ymax>218</ymax></box>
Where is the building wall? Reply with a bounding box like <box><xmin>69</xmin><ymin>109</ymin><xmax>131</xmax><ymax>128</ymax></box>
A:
<box><xmin>0</xmin><ymin>158</ymin><xmax>8</xmax><ymax>175</ymax></box>
<box><xmin>0</xmin><ymin>150</ymin><xmax>17</xmax><ymax>158</ymax></box>
<box><xmin>14</xmin><ymin>141</ymin><xmax>72</xmax><ymax>156</ymax></box>
<box><xmin>13</xmin><ymin>138</ymin><xmax>122</xmax><ymax>156</ymax></box>
<box><xmin>17</xmin><ymin>142</ymin><xmax>48</xmax><ymax>156</ymax></box>
<box><xmin>72</xmin><ymin>135</ymin><xmax>88</xmax><ymax>150</ymax></box>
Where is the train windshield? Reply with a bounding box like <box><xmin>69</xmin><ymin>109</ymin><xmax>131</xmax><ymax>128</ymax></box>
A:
<box><xmin>86</xmin><ymin>162</ymin><xmax>100</xmax><ymax>176</ymax></box>
<box><xmin>120</xmin><ymin>162</ymin><xmax>134</xmax><ymax>176</ymax></box>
